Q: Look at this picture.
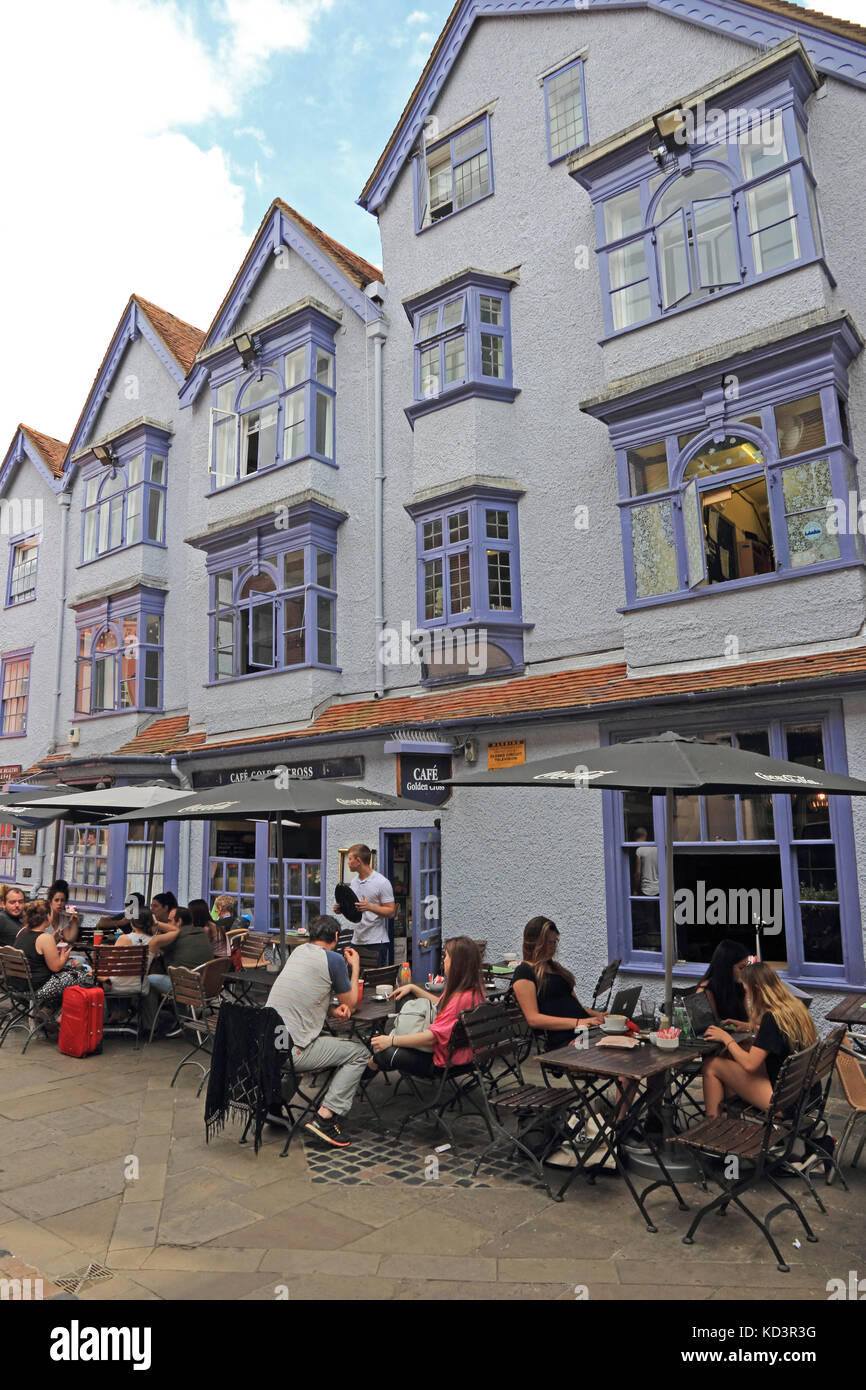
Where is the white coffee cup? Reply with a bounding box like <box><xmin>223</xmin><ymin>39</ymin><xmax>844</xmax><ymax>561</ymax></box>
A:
<box><xmin>375</xmin><ymin>984</ymin><xmax>391</xmax><ymax>999</ymax></box>
<box><xmin>604</xmin><ymin>1014</ymin><xmax>627</xmax><ymax>1033</ymax></box>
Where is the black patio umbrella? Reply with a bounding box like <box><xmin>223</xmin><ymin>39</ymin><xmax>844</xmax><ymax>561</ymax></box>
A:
<box><xmin>450</xmin><ymin>730</ymin><xmax>866</xmax><ymax>1017</ymax></box>
<box><xmin>109</xmin><ymin>777</ymin><xmax>435</xmax><ymax>961</ymax></box>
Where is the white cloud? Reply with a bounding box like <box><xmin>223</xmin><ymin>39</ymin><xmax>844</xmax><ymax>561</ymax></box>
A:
<box><xmin>0</xmin><ymin>0</ymin><xmax>331</xmax><ymax>449</ymax></box>
<box><xmin>234</xmin><ymin>125</ymin><xmax>275</xmax><ymax>158</ymax></box>
<box><xmin>406</xmin><ymin>10</ymin><xmax>430</xmax><ymax>22</ymax></box>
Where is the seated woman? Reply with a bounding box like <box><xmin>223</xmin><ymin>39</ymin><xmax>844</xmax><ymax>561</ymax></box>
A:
<box><xmin>368</xmin><ymin>936</ymin><xmax>485</xmax><ymax>1079</ymax></box>
<box><xmin>190</xmin><ymin>897</ymin><xmax>230</xmax><ymax>958</ymax></box>
<box><xmin>511</xmin><ymin>916</ymin><xmax>605</xmax><ymax>1050</ymax></box>
<box><xmin>14</xmin><ymin>899</ymin><xmax>90</xmax><ymax>1016</ymax></box>
<box><xmin>696</xmin><ymin>938</ymin><xmax>749</xmax><ymax>1027</ymax></box>
<box><xmin>45</xmin><ymin>879</ymin><xmax>81</xmax><ymax>939</ymax></box>
<box><xmin>115</xmin><ymin>907</ymin><xmax>155</xmax><ymax>948</ymax></box>
<box><xmin>702</xmin><ymin>961</ymin><xmax>817</xmax><ymax>1117</ymax></box>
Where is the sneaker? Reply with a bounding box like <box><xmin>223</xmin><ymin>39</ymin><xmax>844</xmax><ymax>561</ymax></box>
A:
<box><xmin>305</xmin><ymin>1113</ymin><xmax>350</xmax><ymax>1147</ymax></box>
<box><xmin>544</xmin><ymin>1144</ymin><xmax>579</xmax><ymax>1169</ymax></box>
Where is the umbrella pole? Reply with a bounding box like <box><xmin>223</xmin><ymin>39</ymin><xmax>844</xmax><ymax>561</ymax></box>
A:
<box><xmin>276</xmin><ymin>812</ymin><xmax>288</xmax><ymax>967</ymax></box>
<box><xmin>145</xmin><ymin>821</ymin><xmax>158</xmax><ymax>903</ymax></box>
<box><xmin>662</xmin><ymin>788</ymin><xmax>676</xmax><ymax>1141</ymax></box>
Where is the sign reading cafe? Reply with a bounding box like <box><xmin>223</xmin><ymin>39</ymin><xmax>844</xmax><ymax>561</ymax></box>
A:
<box><xmin>193</xmin><ymin>757</ymin><xmax>364</xmax><ymax>789</ymax></box>
<box><xmin>398</xmin><ymin>755</ymin><xmax>452</xmax><ymax>806</ymax></box>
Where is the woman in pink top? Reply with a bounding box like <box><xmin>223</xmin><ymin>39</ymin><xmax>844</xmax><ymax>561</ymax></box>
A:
<box><xmin>369</xmin><ymin>937</ymin><xmax>485</xmax><ymax>1078</ymax></box>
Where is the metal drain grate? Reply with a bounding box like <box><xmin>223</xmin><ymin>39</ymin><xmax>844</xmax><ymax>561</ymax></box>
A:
<box><xmin>55</xmin><ymin>1263</ymin><xmax>115</xmax><ymax>1295</ymax></box>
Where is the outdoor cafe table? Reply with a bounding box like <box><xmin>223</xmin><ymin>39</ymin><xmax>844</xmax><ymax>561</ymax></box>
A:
<box><xmin>539</xmin><ymin>1034</ymin><xmax>713</xmax><ymax>1232</ymax></box>
<box><xmin>826</xmin><ymin>993</ymin><xmax>866</xmax><ymax>1055</ymax></box>
<box><xmin>222</xmin><ymin>967</ymin><xmax>395</xmax><ymax>1039</ymax></box>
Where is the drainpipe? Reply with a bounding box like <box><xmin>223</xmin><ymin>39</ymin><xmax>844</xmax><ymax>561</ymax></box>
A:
<box><xmin>170</xmin><ymin>756</ymin><xmax>193</xmax><ymax>902</ymax></box>
<box><xmin>48</xmin><ymin>492</ymin><xmax>71</xmax><ymax>753</ymax></box>
<box><xmin>367</xmin><ymin>314</ymin><xmax>389</xmax><ymax>698</ymax></box>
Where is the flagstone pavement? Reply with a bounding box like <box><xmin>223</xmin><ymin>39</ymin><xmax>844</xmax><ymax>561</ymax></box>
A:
<box><xmin>0</xmin><ymin>1031</ymin><xmax>863</xmax><ymax>1302</ymax></box>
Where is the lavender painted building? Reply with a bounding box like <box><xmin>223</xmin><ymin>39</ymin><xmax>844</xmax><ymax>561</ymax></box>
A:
<box><xmin>3</xmin><ymin>0</ymin><xmax>866</xmax><ymax>1017</ymax></box>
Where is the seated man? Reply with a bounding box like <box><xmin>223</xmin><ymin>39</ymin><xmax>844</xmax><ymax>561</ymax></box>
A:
<box><xmin>0</xmin><ymin>886</ymin><xmax>27</xmax><ymax>946</ymax></box>
<box><xmin>266</xmin><ymin>914</ymin><xmax>368</xmax><ymax>1149</ymax></box>
<box><xmin>142</xmin><ymin>904</ymin><xmax>212</xmax><ymax>1034</ymax></box>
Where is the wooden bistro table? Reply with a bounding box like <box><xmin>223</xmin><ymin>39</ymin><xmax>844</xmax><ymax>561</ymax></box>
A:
<box><xmin>827</xmin><ymin>993</ymin><xmax>866</xmax><ymax>1055</ymax></box>
<box><xmin>539</xmin><ymin>1034</ymin><xmax>710</xmax><ymax>1232</ymax></box>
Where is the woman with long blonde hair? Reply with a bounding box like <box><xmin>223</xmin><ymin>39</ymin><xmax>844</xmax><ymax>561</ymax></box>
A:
<box><xmin>702</xmin><ymin>962</ymin><xmax>817</xmax><ymax>1117</ymax></box>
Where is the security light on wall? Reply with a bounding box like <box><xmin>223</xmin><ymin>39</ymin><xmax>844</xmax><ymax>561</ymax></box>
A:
<box><xmin>233</xmin><ymin>332</ymin><xmax>257</xmax><ymax>368</ymax></box>
<box><xmin>92</xmin><ymin>443</ymin><xmax>117</xmax><ymax>468</ymax></box>
<box><xmin>650</xmin><ymin>104</ymin><xmax>690</xmax><ymax>163</ymax></box>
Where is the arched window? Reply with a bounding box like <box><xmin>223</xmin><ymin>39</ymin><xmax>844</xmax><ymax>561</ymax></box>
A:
<box><xmin>92</xmin><ymin>629</ymin><xmax>119</xmax><ymax>712</ymax></box>
<box><xmin>238</xmin><ymin>374</ymin><xmax>279</xmax><ymax>477</ymax></box>
<box><xmin>679</xmin><ymin>430</ymin><xmax>775</xmax><ymax>588</ymax></box>
<box><xmin>82</xmin><ymin>452</ymin><xmax>167</xmax><ymax>561</ymax></box>
<box><xmin>238</xmin><ymin>568</ymin><xmax>278</xmax><ymax>673</ymax></box>
<box><xmin>652</xmin><ymin>166</ymin><xmax>740</xmax><ymax>311</ymax></box>
<box><xmin>74</xmin><ymin>603</ymin><xmax>164</xmax><ymax>714</ymax></box>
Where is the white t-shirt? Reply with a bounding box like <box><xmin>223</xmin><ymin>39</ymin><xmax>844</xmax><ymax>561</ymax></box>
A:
<box><xmin>635</xmin><ymin>843</ymin><xmax>659</xmax><ymax>896</ymax></box>
<box><xmin>349</xmin><ymin>870</ymin><xmax>394</xmax><ymax>944</ymax></box>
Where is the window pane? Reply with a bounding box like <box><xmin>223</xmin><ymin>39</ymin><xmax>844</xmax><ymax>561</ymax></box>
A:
<box><xmin>783</xmin><ymin>458</ymin><xmax>838</xmax><ymax>567</ymax></box>
<box><xmin>283</xmin><ymin>389</ymin><xmax>306</xmax><ymax>458</ymax></box>
<box><xmin>242</xmin><ymin>401</ymin><xmax>278</xmax><ymax>474</ymax></box>
<box><xmin>480</xmin><ymin>333</ymin><xmax>504</xmax><ymax>379</ymax></box>
<box><xmin>424</xmin><ymin>558</ymin><xmax>443</xmax><ymax>621</ymax></box>
<box><xmin>453</xmin><ymin>120</ymin><xmax>485</xmax><ymax>161</ymax></box>
<box><xmin>148</xmin><ymin>455</ymin><xmax>166</xmax><ymax>485</ymax></box>
<box><xmin>317</xmin><ymin>595</ymin><xmax>335</xmax><ymax>665</ymax></box>
<box><xmin>315</xmin><ymin>348</ymin><xmax>333</xmax><ymax>388</ymax></box>
<box><xmin>454</xmin><ymin>148</ymin><xmax>490</xmax><ymax>209</ymax></box>
<box><xmin>126</xmin><ymin>487</ymin><xmax>142</xmax><ymax>544</ymax></box>
<box><xmin>417</xmin><ymin>309</ymin><xmax>439</xmax><ymax>340</ymax></box>
<box><xmin>479</xmin><ymin>295</ymin><xmax>502</xmax><ymax>325</ymax></box>
<box><xmin>448</xmin><ymin>510</ymin><xmax>469</xmax><ymax>543</ymax></box>
<box><xmin>609</xmin><ymin>262</ymin><xmax>650</xmax><ymax>329</ymax></box>
<box><xmin>216</xmin><ymin>572</ymin><xmax>233</xmax><ymax>605</ymax></box>
<box><xmin>109</xmin><ymin>495</ymin><xmax>123</xmax><ymax>550</ymax></box>
<box><xmin>213</xmin><ymin>417</ymin><xmax>237</xmax><ymax>488</ymax></box>
<box><xmin>444</xmin><ymin>335</ymin><xmax>466</xmax><ymax>384</ymax></box>
<box><xmin>420</xmin><ymin>345</ymin><xmax>440</xmax><ymax>399</ymax></box>
<box><xmin>604</xmin><ymin>189</ymin><xmax>642</xmax><ymax>242</ymax></box>
<box><xmin>145</xmin><ymin>614</ymin><xmax>161</xmax><ymax>645</ymax></box>
<box><xmin>800</xmin><ymin>902</ymin><xmax>842</xmax><ymax>964</ymax></box>
<box><xmin>427</xmin><ymin>148</ymin><xmax>453</xmax><ymax>221</ymax></box>
<box><xmin>747</xmin><ymin>173</ymin><xmax>799</xmax><ymax>273</ymax></box>
<box><xmin>315</xmin><ymin>391</ymin><xmax>333</xmax><ymax>458</ymax></box>
<box><xmin>283</xmin><ymin>550</ymin><xmax>304</xmax><ymax>589</ymax></box>
<box><xmin>216</xmin><ymin>381</ymin><xmax>236</xmax><ymax>412</ymax></box>
<box><xmin>126</xmin><ymin>455</ymin><xmax>142</xmax><ymax>486</ymax></box>
<box><xmin>422</xmin><ymin>518</ymin><xmax>442</xmax><ymax>551</ymax></box>
<box><xmin>705</xmin><ymin>793</ymin><xmax>737</xmax><ymax>840</ymax></box>
<box><xmin>740</xmin><ymin>115</ymin><xmax>787</xmax><ymax>180</ymax></box>
<box><xmin>628</xmin><ymin>440</ymin><xmax>668</xmax><ymax>497</ymax></box>
<box><xmin>442</xmin><ymin>297</ymin><xmax>465</xmax><ymax>330</ymax></box>
<box><xmin>486</xmin><ymin>509</ymin><xmax>508</xmax><ymax>539</ymax></box>
<box><xmin>85</xmin><ymin>477</ymin><xmax>100</xmax><ymax>507</ymax></box>
<box><xmin>657</xmin><ymin>209</ymin><xmax>690</xmax><ymax>308</ymax></box>
<box><xmin>797</xmin><ymin>843</ymin><xmax>838</xmax><ymax>901</ymax></box>
<box><xmin>787</xmin><ymin>724</ymin><xmax>831</xmax><ymax>840</ymax></box>
<box><xmin>250</xmin><ymin>603</ymin><xmax>275</xmax><ymax>667</ymax></box>
<box><xmin>283</xmin><ymin>595</ymin><xmax>306</xmax><ymax>666</ymax></box>
<box><xmin>448</xmin><ymin>551</ymin><xmax>472</xmax><ymax>613</ymax></box>
<box><xmin>775</xmin><ymin>393</ymin><xmax>826</xmax><ymax>458</ymax></box>
<box><xmin>735</xmin><ymin>728</ymin><xmax>775</xmax><ymax>839</ymax></box>
<box><xmin>316</xmin><ymin>550</ymin><xmax>334</xmax><ymax>589</ymax></box>
<box><xmin>285</xmin><ymin>347</ymin><xmax>306</xmax><ymax>388</ymax></box>
<box><xmin>631</xmin><ymin>895</ymin><xmax>661</xmax><ymax>951</ymax></box>
<box><xmin>704</xmin><ymin>475</ymin><xmax>774</xmax><ymax>584</ymax></box>
<box><xmin>684</xmin><ymin>433</ymin><xmax>765</xmax><ymax>480</ymax></box>
<box><xmin>630</xmin><ymin>500</ymin><xmax>678</xmax><ymax>598</ymax></box>
<box><xmin>147</xmin><ymin>486</ymin><xmax>164</xmax><ymax>542</ymax></box>
<box><xmin>673</xmin><ymin>795</ymin><xmax>701</xmax><ymax>841</ymax></box>
<box><xmin>487</xmin><ymin>549</ymin><xmax>512</xmax><ymax>609</ymax></box>
<box><xmin>693</xmin><ymin>197</ymin><xmax>739</xmax><ymax>287</ymax></box>
<box><xmin>546</xmin><ymin>63</ymin><xmax>585</xmax><ymax>159</ymax></box>
<box><xmin>623</xmin><ymin>791</ymin><xmax>655</xmax><ymax>842</ymax></box>
<box><xmin>83</xmin><ymin>509</ymin><xmax>97</xmax><ymax>561</ymax></box>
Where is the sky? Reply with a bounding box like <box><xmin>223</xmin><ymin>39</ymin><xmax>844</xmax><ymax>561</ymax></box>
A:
<box><xmin>0</xmin><ymin>0</ymin><xmax>861</xmax><ymax>452</ymax></box>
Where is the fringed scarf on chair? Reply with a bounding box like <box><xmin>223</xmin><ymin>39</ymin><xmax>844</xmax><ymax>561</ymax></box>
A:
<box><xmin>204</xmin><ymin>1002</ymin><xmax>284</xmax><ymax>1153</ymax></box>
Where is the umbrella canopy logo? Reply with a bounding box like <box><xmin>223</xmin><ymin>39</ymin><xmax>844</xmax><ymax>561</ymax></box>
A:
<box><xmin>754</xmin><ymin>773</ymin><xmax>821</xmax><ymax>785</ymax></box>
<box><xmin>532</xmin><ymin>769</ymin><xmax>616</xmax><ymax>782</ymax></box>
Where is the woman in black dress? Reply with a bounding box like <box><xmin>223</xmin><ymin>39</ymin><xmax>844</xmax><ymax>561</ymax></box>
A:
<box><xmin>703</xmin><ymin>962</ymin><xmax>817</xmax><ymax>1116</ymax></box>
<box><xmin>511</xmin><ymin>916</ymin><xmax>605</xmax><ymax>1050</ymax></box>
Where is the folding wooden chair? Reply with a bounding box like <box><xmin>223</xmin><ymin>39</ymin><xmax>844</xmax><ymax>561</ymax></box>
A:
<box><xmin>784</xmin><ymin>1025</ymin><xmax>848</xmax><ymax>1206</ymax></box>
<box><xmin>0</xmin><ymin>946</ymin><xmax>54</xmax><ymax>1053</ymax></box>
<box><xmin>674</xmin><ymin>1042</ymin><xmax>820</xmax><ymax>1272</ymax></box>
<box><xmin>168</xmin><ymin>959</ymin><xmax>232</xmax><ymax>1094</ymax></box>
<box><xmin>92</xmin><ymin>945</ymin><xmax>149</xmax><ymax>1047</ymax></box>
<box><xmin>394</xmin><ymin>1019</ymin><xmax>490</xmax><ymax>1150</ymax></box>
<box><xmin>831</xmin><ymin>1042</ymin><xmax>866</xmax><ymax>1179</ymax></box>
<box><xmin>363</xmin><ymin>964</ymin><xmax>399</xmax><ymax>989</ymax></box>
<box><xmin>240</xmin><ymin>933</ymin><xmax>270</xmax><ymax>968</ymax></box>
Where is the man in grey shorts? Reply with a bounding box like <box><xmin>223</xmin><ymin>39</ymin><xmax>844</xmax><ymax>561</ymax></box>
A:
<box><xmin>266</xmin><ymin>914</ymin><xmax>368</xmax><ymax>1148</ymax></box>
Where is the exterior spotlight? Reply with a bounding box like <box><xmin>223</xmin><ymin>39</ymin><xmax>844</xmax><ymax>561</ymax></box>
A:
<box><xmin>93</xmin><ymin>443</ymin><xmax>117</xmax><ymax>468</ymax></box>
<box><xmin>652</xmin><ymin>104</ymin><xmax>690</xmax><ymax>154</ymax></box>
<box><xmin>233</xmin><ymin>332</ymin><xmax>257</xmax><ymax>368</ymax></box>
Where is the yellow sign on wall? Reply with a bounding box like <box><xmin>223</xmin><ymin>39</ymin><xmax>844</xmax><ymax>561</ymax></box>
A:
<box><xmin>487</xmin><ymin>739</ymin><xmax>526</xmax><ymax>770</ymax></box>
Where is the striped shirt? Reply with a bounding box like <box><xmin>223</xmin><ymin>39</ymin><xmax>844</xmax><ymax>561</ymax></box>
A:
<box><xmin>265</xmin><ymin>943</ymin><xmax>350</xmax><ymax>1049</ymax></box>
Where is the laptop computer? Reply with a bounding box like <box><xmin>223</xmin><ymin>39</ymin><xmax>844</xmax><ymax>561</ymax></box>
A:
<box><xmin>682</xmin><ymin>991</ymin><xmax>724</xmax><ymax>1051</ymax></box>
<box><xmin>609</xmin><ymin>985</ymin><xmax>641</xmax><ymax>1020</ymax></box>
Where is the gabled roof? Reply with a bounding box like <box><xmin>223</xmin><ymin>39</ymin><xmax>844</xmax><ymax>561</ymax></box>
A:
<box><xmin>359</xmin><ymin>0</ymin><xmax>866</xmax><ymax>214</ymax></box>
<box><xmin>64</xmin><ymin>295</ymin><xmax>205</xmax><ymax>465</ymax></box>
<box><xmin>19</xmin><ymin>426</ymin><xmax>67</xmax><ymax>479</ymax></box>
<box><xmin>180</xmin><ymin>199</ymin><xmax>384</xmax><ymax>407</ymax></box>
<box><xmin>0</xmin><ymin>423</ymin><xmax>68</xmax><ymax>496</ymax></box>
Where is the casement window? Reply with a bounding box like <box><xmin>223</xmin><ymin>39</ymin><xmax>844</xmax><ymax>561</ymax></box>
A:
<box><xmin>414</xmin><ymin>114</ymin><xmax>493</xmax><ymax>232</ymax></box>
<box><xmin>0</xmin><ymin>823</ymin><xmax>17</xmax><ymax>878</ymax></box>
<box><xmin>124</xmin><ymin>820</ymin><xmax>165</xmax><ymax>899</ymax></box>
<box><xmin>405</xmin><ymin>488</ymin><xmax>529</xmax><ymax>683</ymax></box>
<box><xmin>605</xmin><ymin>712</ymin><xmax>864</xmax><ymax>989</ymax></box>
<box><xmin>82</xmin><ymin>451</ymin><xmax>166</xmax><ymax>561</ymax></box>
<box><xmin>578</xmin><ymin>80</ymin><xmax>827</xmax><ymax>337</ymax></box>
<box><xmin>209</xmin><ymin>338</ymin><xmax>336</xmax><ymax>490</ymax></box>
<box><xmin>210</xmin><ymin>544</ymin><xmax>337</xmax><ymax>681</ymax></box>
<box><xmin>62</xmin><ymin>824</ymin><xmax>110</xmax><ymax>905</ymax></box>
<box><xmin>543</xmin><ymin>57</ymin><xmax>588</xmax><ymax>163</ymax></box>
<box><xmin>74</xmin><ymin>591</ymin><xmax>164</xmax><ymax>715</ymax></box>
<box><xmin>0</xmin><ymin>653</ymin><xmax>30</xmax><ymax>735</ymax></box>
<box><xmin>405</xmin><ymin>273</ymin><xmax>517</xmax><ymax>424</ymax></box>
<box><xmin>588</xmin><ymin>321</ymin><xmax>863</xmax><ymax>609</ymax></box>
<box><xmin>6</xmin><ymin>537</ymin><xmax>38</xmax><ymax>605</ymax></box>
<box><xmin>207</xmin><ymin>818</ymin><xmax>323</xmax><ymax>931</ymax></box>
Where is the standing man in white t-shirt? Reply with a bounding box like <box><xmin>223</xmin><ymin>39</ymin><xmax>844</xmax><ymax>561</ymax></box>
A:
<box><xmin>633</xmin><ymin>827</ymin><xmax>660</xmax><ymax>897</ymax></box>
<box><xmin>333</xmin><ymin>844</ymin><xmax>395</xmax><ymax>968</ymax></box>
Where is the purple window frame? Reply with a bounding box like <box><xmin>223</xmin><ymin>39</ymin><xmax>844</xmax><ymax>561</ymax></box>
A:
<box><xmin>413</xmin><ymin>112</ymin><xmax>494</xmax><ymax>234</ymax></box>
<box><xmin>0</xmin><ymin>821</ymin><xmax>17</xmax><ymax>879</ymax></box>
<box><xmin>5</xmin><ymin>533</ymin><xmax>40</xmax><ymax>608</ymax></box>
<box><xmin>576</xmin><ymin>62</ymin><xmax>829</xmax><ymax>340</ymax></box>
<box><xmin>0</xmin><ymin>648</ymin><xmax>31</xmax><ymax>737</ymax></box>
<box><xmin>60</xmin><ymin>815</ymin><xmax>179</xmax><ymax>911</ymax></box>
<box><xmin>404</xmin><ymin>272</ymin><xmax>518</xmax><ymax>426</ymax></box>
<box><xmin>601</xmin><ymin>705</ymin><xmax>865</xmax><ymax>992</ymax></box>
<box><xmin>204</xmin><ymin>505</ymin><xmax>340</xmax><ymax>686</ymax></box>
<box><xmin>79</xmin><ymin>428</ymin><xmax>169</xmax><ymax>566</ymax></box>
<box><xmin>73</xmin><ymin>587</ymin><xmax>165</xmax><ymax>717</ymax></box>
<box><xmin>543</xmin><ymin>56</ymin><xmax>589</xmax><ymax>165</ymax></box>
<box><xmin>202</xmin><ymin>818</ymin><xmax>327</xmax><ymax>934</ymax></box>
<box><xmin>405</xmin><ymin>487</ymin><xmax>530</xmax><ymax>684</ymax></box>
<box><xmin>207</xmin><ymin>316</ymin><xmax>338</xmax><ymax>493</ymax></box>
<box><xmin>608</xmin><ymin>332</ymin><xmax>862</xmax><ymax>610</ymax></box>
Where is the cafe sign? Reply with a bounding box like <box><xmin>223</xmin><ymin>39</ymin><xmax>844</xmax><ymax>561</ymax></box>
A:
<box><xmin>0</xmin><ymin>765</ymin><xmax>22</xmax><ymax>785</ymax></box>
<box><xmin>193</xmin><ymin>756</ymin><xmax>364</xmax><ymax>789</ymax></box>
<box><xmin>398</xmin><ymin>754</ymin><xmax>452</xmax><ymax>806</ymax></box>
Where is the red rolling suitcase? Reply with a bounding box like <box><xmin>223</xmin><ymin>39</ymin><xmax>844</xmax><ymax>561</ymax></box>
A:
<box><xmin>58</xmin><ymin>986</ymin><xmax>104</xmax><ymax>1057</ymax></box>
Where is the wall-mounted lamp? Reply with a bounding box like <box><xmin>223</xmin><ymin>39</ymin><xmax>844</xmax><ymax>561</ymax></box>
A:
<box><xmin>649</xmin><ymin>104</ymin><xmax>690</xmax><ymax>165</ymax></box>
<box><xmin>92</xmin><ymin>443</ymin><xmax>118</xmax><ymax>468</ymax></box>
<box><xmin>233</xmin><ymin>332</ymin><xmax>257</xmax><ymax>368</ymax></box>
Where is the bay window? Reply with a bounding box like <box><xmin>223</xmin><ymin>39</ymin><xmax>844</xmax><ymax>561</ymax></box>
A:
<box><xmin>82</xmin><ymin>436</ymin><xmax>167</xmax><ymax>562</ymax></box>
<box><xmin>405</xmin><ymin>272</ymin><xmax>517</xmax><ymax>424</ymax></box>
<box><xmin>74</xmin><ymin>589</ymin><xmax>164</xmax><ymax>715</ymax></box>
